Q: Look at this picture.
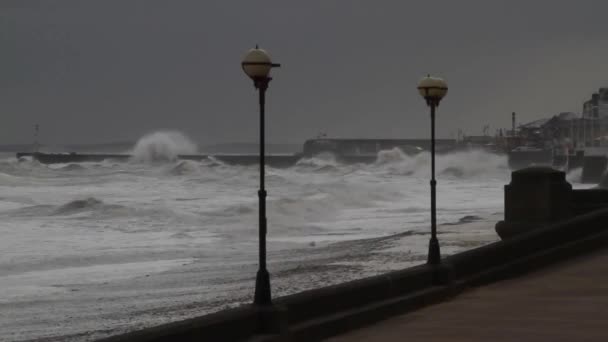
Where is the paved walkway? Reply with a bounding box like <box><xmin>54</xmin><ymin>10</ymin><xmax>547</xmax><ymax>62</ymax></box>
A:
<box><xmin>327</xmin><ymin>249</ymin><xmax>608</xmax><ymax>341</ymax></box>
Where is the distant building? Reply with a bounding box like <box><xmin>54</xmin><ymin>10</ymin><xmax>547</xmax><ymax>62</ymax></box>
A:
<box><xmin>599</xmin><ymin>88</ymin><xmax>608</xmax><ymax>117</ymax></box>
<box><xmin>516</xmin><ymin>112</ymin><xmax>578</xmax><ymax>151</ymax></box>
<box><xmin>580</xmin><ymin>88</ymin><xmax>608</xmax><ymax>147</ymax></box>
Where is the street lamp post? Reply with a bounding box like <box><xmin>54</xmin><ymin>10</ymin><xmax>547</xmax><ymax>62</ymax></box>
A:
<box><xmin>242</xmin><ymin>46</ymin><xmax>281</xmax><ymax>305</ymax></box>
<box><xmin>417</xmin><ymin>75</ymin><xmax>448</xmax><ymax>265</ymax></box>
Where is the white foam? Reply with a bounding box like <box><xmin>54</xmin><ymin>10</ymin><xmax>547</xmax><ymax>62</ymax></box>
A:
<box><xmin>0</xmin><ymin>259</ymin><xmax>194</xmax><ymax>303</ymax></box>
<box><xmin>0</xmin><ymin>141</ymin><xmax>507</xmax><ymax>340</ymax></box>
<box><xmin>567</xmin><ymin>167</ymin><xmax>582</xmax><ymax>184</ymax></box>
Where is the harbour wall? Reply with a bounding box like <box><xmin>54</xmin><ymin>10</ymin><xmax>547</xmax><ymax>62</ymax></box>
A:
<box><xmin>15</xmin><ymin>152</ymin><xmax>379</xmax><ymax>167</ymax></box>
<box><xmin>96</xmin><ymin>167</ymin><xmax>608</xmax><ymax>342</ymax></box>
<box><xmin>15</xmin><ymin>149</ymin><xmax>491</xmax><ymax>167</ymax></box>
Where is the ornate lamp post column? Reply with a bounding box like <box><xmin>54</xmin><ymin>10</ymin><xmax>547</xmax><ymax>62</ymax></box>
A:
<box><xmin>241</xmin><ymin>46</ymin><xmax>281</xmax><ymax>305</ymax></box>
<box><xmin>417</xmin><ymin>75</ymin><xmax>448</xmax><ymax>265</ymax></box>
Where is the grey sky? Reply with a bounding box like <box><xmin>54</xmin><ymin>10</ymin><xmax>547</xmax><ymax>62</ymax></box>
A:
<box><xmin>1</xmin><ymin>0</ymin><xmax>607</xmax><ymax>146</ymax></box>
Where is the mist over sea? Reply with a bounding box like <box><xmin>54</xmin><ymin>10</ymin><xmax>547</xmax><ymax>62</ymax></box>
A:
<box><xmin>0</xmin><ymin>131</ymin><xmax>550</xmax><ymax>341</ymax></box>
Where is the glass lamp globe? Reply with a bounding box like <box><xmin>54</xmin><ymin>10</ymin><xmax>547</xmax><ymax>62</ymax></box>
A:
<box><xmin>417</xmin><ymin>75</ymin><xmax>448</xmax><ymax>102</ymax></box>
<box><xmin>242</xmin><ymin>47</ymin><xmax>274</xmax><ymax>79</ymax></box>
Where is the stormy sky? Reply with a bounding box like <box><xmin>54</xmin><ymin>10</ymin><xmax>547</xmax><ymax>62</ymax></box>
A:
<box><xmin>1</xmin><ymin>0</ymin><xmax>607</xmax><ymax>146</ymax></box>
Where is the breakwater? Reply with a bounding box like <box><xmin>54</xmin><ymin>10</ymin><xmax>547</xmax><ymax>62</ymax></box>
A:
<box><xmin>14</xmin><ymin>138</ymin><xmax>487</xmax><ymax>167</ymax></box>
<box><xmin>15</xmin><ymin>152</ymin><xmax>381</xmax><ymax>166</ymax></box>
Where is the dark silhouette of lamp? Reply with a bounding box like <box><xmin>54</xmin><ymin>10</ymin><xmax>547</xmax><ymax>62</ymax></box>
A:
<box><xmin>417</xmin><ymin>75</ymin><xmax>448</xmax><ymax>265</ymax></box>
<box><xmin>241</xmin><ymin>46</ymin><xmax>280</xmax><ymax>305</ymax></box>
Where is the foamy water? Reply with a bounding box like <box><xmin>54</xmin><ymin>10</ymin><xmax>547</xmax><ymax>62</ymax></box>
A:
<box><xmin>0</xmin><ymin>132</ymin><xmax>523</xmax><ymax>341</ymax></box>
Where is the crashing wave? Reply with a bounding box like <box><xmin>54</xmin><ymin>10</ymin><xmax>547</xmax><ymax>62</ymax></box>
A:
<box><xmin>52</xmin><ymin>198</ymin><xmax>130</xmax><ymax>217</ymax></box>
<box><xmin>376</xmin><ymin>147</ymin><xmax>422</xmax><ymax>164</ymax></box>
<box><xmin>54</xmin><ymin>197</ymin><xmax>106</xmax><ymax>215</ymax></box>
<box><xmin>295</xmin><ymin>152</ymin><xmax>340</xmax><ymax>171</ymax></box>
<box><xmin>166</xmin><ymin>160</ymin><xmax>202</xmax><ymax>176</ymax></box>
<box><xmin>201</xmin><ymin>156</ymin><xmax>228</xmax><ymax>168</ymax></box>
<box><xmin>373</xmin><ymin>148</ymin><xmax>508</xmax><ymax>179</ymax></box>
<box><xmin>57</xmin><ymin>164</ymin><xmax>87</xmax><ymax>172</ymax></box>
<box><xmin>130</xmin><ymin>131</ymin><xmax>198</xmax><ymax>163</ymax></box>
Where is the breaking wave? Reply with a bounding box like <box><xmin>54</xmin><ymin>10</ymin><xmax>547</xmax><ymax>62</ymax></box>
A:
<box><xmin>372</xmin><ymin>148</ymin><xmax>508</xmax><ymax>179</ymax></box>
<box><xmin>54</xmin><ymin>197</ymin><xmax>115</xmax><ymax>215</ymax></box>
<box><xmin>7</xmin><ymin>198</ymin><xmax>123</xmax><ymax>218</ymax></box>
<box><xmin>166</xmin><ymin>160</ymin><xmax>202</xmax><ymax>176</ymax></box>
<box><xmin>206</xmin><ymin>181</ymin><xmax>406</xmax><ymax>233</ymax></box>
<box><xmin>4</xmin><ymin>197</ymin><xmax>201</xmax><ymax>230</ymax></box>
<box><xmin>294</xmin><ymin>152</ymin><xmax>340</xmax><ymax>172</ymax></box>
<box><xmin>130</xmin><ymin>131</ymin><xmax>198</xmax><ymax>163</ymax></box>
<box><xmin>293</xmin><ymin>149</ymin><xmax>508</xmax><ymax>179</ymax></box>
<box><xmin>0</xmin><ymin>158</ymin><xmax>58</xmax><ymax>184</ymax></box>
<box><xmin>376</xmin><ymin>147</ymin><xmax>422</xmax><ymax>164</ymax></box>
<box><xmin>56</xmin><ymin>164</ymin><xmax>87</xmax><ymax>172</ymax></box>
<box><xmin>0</xmin><ymin>158</ymin><xmax>43</xmax><ymax>175</ymax></box>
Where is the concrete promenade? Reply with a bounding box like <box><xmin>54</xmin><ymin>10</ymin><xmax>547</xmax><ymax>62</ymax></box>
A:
<box><xmin>327</xmin><ymin>249</ymin><xmax>608</xmax><ymax>341</ymax></box>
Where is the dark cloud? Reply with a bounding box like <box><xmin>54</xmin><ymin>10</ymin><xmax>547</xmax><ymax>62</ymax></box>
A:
<box><xmin>1</xmin><ymin>0</ymin><xmax>607</xmax><ymax>146</ymax></box>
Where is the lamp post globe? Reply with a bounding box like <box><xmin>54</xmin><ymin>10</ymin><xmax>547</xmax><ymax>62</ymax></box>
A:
<box><xmin>242</xmin><ymin>46</ymin><xmax>280</xmax><ymax>306</ymax></box>
<box><xmin>417</xmin><ymin>75</ymin><xmax>448</xmax><ymax>266</ymax></box>
<box><xmin>242</xmin><ymin>46</ymin><xmax>280</xmax><ymax>88</ymax></box>
<box><xmin>417</xmin><ymin>75</ymin><xmax>448</xmax><ymax>107</ymax></box>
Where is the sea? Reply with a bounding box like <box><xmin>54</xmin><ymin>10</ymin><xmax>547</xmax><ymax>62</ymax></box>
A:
<box><xmin>0</xmin><ymin>131</ymin><xmax>584</xmax><ymax>341</ymax></box>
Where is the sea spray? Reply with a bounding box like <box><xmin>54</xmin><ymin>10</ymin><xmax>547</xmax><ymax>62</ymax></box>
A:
<box><xmin>130</xmin><ymin>131</ymin><xmax>198</xmax><ymax>163</ymax></box>
<box><xmin>566</xmin><ymin>167</ymin><xmax>582</xmax><ymax>184</ymax></box>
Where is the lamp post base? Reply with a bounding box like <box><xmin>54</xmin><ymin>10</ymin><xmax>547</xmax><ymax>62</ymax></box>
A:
<box><xmin>254</xmin><ymin>268</ymin><xmax>272</xmax><ymax>306</ymax></box>
<box><xmin>427</xmin><ymin>237</ymin><xmax>441</xmax><ymax>265</ymax></box>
